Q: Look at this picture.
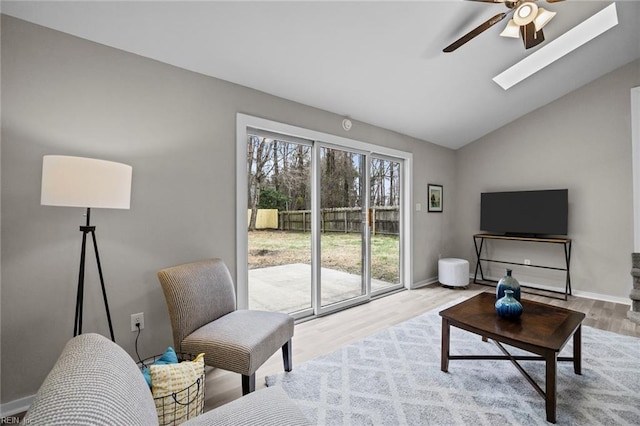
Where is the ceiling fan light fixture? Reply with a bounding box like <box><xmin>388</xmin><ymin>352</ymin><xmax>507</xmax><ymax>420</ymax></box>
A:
<box><xmin>513</xmin><ymin>2</ymin><xmax>538</xmax><ymax>26</ymax></box>
<box><xmin>534</xmin><ymin>8</ymin><xmax>557</xmax><ymax>32</ymax></box>
<box><xmin>500</xmin><ymin>19</ymin><xmax>521</xmax><ymax>38</ymax></box>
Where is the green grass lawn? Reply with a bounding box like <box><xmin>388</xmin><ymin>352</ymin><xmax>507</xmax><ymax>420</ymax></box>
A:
<box><xmin>249</xmin><ymin>230</ymin><xmax>400</xmax><ymax>283</ymax></box>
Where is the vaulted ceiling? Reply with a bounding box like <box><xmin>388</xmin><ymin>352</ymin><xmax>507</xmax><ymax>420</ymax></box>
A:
<box><xmin>2</xmin><ymin>1</ymin><xmax>639</xmax><ymax>149</ymax></box>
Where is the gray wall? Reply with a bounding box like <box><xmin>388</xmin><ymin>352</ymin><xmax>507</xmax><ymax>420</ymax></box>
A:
<box><xmin>455</xmin><ymin>59</ymin><xmax>640</xmax><ymax>300</ymax></box>
<box><xmin>0</xmin><ymin>15</ymin><xmax>456</xmax><ymax>404</ymax></box>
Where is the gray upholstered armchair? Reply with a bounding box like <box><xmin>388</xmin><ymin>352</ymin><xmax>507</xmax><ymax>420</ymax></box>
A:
<box><xmin>157</xmin><ymin>258</ymin><xmax>294</xmax><ymax>395</ymax></box>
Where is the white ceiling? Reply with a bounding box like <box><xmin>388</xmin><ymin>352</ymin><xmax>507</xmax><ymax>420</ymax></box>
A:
<box><xmin>2</xmin><ymin>1</ymin><xmax>639</xmax><ymax>149</ymax></box>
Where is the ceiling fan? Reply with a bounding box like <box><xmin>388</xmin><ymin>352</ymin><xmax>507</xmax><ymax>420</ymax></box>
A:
<box><xmin>443</xmin><ymin>0</ymin><xmax>564</xmax><ymax>53</ymax></box>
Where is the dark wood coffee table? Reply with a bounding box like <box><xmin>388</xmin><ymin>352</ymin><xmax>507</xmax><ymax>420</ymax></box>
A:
<box><xmin>439</xmin><ymin>292</ymin><xmax>585</xmax><ymax>423</ymax></box>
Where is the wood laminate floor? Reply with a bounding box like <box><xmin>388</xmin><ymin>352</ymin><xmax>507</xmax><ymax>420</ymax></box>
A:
<box><xmin>6</xmin><ymin>282</ymin><xmax>636</xmax><ymax>423</ymax></box>
<box><xmin>204</xmin><ymin>282</ymin><xmax>639</xmax><ymax>410</ymax></box>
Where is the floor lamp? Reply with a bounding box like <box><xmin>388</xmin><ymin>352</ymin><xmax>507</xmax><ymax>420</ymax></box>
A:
<box><xmin>41</xmin><ymin>155</ymin><xmax>132</xmax><ymax>342</ymax></box>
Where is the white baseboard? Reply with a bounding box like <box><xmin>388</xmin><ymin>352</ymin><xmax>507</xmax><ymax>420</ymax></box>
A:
<box><xmin>413</xmin><ymin>274</ymin><xmax>631</xmax><ymax>306</ymax></box>
<box><xmin>1</xmin><ymin>394</ymin><xmax>33</xmax><ymax>418</ymax></box>
<box><xmin>412</xmin><ymin>277</ymin><xmax>438</xmax><ymax>289</ymax></box>
<box><xmin>572</xmin><ymin>289</ymin><xmax>631</xmax><ymax>306</ymax></box>
<box><xmin>481</xmin><ymin>275</ymin><xmax>632</xmax><ymax>306</ymax></box>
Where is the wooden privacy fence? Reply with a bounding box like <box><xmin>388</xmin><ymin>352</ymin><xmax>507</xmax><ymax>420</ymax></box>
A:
<box><xmin>279</xmin><ymin>206</ymin><xmax>399</xmax><ymax>235</ymax></box>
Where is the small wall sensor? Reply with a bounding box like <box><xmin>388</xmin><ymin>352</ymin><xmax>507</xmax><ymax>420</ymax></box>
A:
<box><xmin>342</xmin><ymin>118</ymin><xmax>352</xmax><ymax>131</ymax></box>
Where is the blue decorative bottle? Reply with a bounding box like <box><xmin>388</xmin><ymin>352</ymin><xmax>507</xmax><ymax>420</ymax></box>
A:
<box><xmin>495</xmin><ymin>289</ymin><xmax>523</xmax><ymax>319</ymax></box>
<box><xmin>496</xmin><ymin>269</ymin><xmax>521</xmax><ymax>301</ymax></box>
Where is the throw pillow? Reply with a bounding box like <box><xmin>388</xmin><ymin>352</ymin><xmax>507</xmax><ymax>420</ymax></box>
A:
<box><xmin>142</xmin><ymin>347</ymin><xmax>179</xmax><ymax>387</ymax></box>
<box><xmin>150</xmin><ymin>353</ymin><xmax>205</xmax><ymax>425</ymax></box>
<box><xmin>155</xmin><ymin>347</ymin><xmax>180</xmax><ymax>365</ymax></box>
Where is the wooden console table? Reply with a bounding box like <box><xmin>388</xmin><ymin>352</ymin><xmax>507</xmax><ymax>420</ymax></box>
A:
<box><xmin>473</xmin><ymin>233</ymin><xmax>572</xmax><ymax>300</ymax></box>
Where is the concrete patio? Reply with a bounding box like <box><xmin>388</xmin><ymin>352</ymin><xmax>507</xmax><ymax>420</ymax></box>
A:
<box><xmin>248</xmin><ymin>263</ymin><xmax>396</xmax><ymax>313</ymax></box>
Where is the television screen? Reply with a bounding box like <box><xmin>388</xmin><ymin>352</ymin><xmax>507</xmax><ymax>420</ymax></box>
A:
<box><xmin>480</xmin><ymin>189</ymin><xmax>568</xmax><ymax>236</ymax></box>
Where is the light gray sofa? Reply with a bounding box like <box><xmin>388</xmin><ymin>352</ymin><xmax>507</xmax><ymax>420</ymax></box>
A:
<box><xmin>24</xmin><ymin>333</ymin><xmax>311</xmax><ymax>425</ymax></box>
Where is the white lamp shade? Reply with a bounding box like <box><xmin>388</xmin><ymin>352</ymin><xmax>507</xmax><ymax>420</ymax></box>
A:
<box><xmin>41</xmin><ymin>155</ymin><xmax>132</xmax><ymax>209</ymax></box>
<box><xmin>534</xmin><ymin>8</ymin><xmax>557</xmax><ymax>32</ymax></box>
<box><xmin>500</xmin><ymin>19</ymin><xmax>521</xmax><ymax>38</ymax></box>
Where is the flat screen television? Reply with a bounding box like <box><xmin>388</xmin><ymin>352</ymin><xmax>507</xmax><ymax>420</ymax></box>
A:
<box><xmin>480</xmin><ymin>189</ymin><xmax>568</xmax><ymax>236</ymax></box>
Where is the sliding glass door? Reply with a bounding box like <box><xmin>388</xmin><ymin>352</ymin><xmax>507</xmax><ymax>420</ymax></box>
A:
<box><xmin>246</xmin><ymin>131</ymin><xmax>313</xmax><ymax>317</ymax></box>
<box><xmin>370</xmin><ymin>156</ymin><xmax>402</xmax><ymax>295</ymax></box>
<box><xmin>317</xmin><ymin>145</ymin><xmax>369</xmax><ymax>312</ymax></box>
<box><xmin>240</xmin><ymin>115</ymin><xmax>409</xmax><ymax>319</ymax></box>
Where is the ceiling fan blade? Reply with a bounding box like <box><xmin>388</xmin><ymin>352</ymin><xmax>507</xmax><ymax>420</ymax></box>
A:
<box><xmin>521</xmin><ymin>22</ymin><xmax>545</xmax><ymax>49</ymax></box>
<box><xmin>466</xmin><ymin>0</ymin><xmax>519</xmax><ymax>7</ymax></box>
<box><xmin>546</xmin><ymin>0</ymin><xmax>565</xmax><ymax>3</ymax></box>
<box><xmin>443</xmin><ymin>12</ymin><xmax>507</xmax><ymax>52</ymax></box>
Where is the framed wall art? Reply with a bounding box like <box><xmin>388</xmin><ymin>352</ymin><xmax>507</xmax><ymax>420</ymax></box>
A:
<box><xmin>428</xmin><ymin>184</ymin><xmax>443</xmax><ymax>212</ymax></box>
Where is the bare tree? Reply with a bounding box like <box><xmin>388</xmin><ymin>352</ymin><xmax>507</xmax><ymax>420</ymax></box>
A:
<box><xmin>247</xmin><ymin>136</ymin><xmax>273</xmax><ymax>230</ymax></box>
<box><xmin>249</xmin><ymin>139</ymin><xmax>387</xmax><ymax>231</ymax></box>
<box><xmin>321</xmin><ymin>149</ymin><xmax>361</xmax><ymax>208</ymax></box>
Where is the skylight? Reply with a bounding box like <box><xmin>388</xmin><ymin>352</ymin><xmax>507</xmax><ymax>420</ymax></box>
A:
<box><xmin>493</xmin><ymin>3</ymin><xmax>619</xmax><ymax>90</ymax></box>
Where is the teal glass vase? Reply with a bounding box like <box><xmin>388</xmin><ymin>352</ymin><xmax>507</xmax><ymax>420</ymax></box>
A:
<box><xmin>496</xmin><ymin>269</ymin><xmax>521</xmax><ymax>301</ymax></box>
<box><xmin>495</xmin><ymin>289</ymin><xmax>523</xmax><ymax>319</ymax></box>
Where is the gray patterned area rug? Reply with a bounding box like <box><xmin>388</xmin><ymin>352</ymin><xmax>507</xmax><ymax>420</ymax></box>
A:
<box><xmin>266</xmin><ymin>301</ymin><xmax>640</xmax><ymax>425</ymax></box>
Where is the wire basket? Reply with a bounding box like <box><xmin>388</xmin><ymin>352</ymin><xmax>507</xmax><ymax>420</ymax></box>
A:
<box><xmin>138</xmin><ymin>353</ymin><xmax>205</xmax><ymax>426</ymax></box>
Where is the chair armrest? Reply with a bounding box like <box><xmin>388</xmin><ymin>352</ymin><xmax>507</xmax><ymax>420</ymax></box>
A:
<box><xmin>183</xmin><ymin>387</ymin><xmax>310</xmax><ymax>426</ymax></box>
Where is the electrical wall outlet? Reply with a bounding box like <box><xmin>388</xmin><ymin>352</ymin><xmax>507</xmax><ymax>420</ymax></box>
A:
<box><xmin>524</xmin><ymin>259</ymin><xmax>531</xmax><ymax>266</ymax></box>
<box><xmin>131</xmin><ymin>312</ymin><xmax>144</xmax><ymax>332</ymax></box>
